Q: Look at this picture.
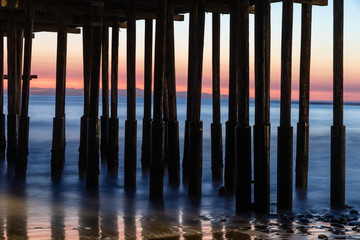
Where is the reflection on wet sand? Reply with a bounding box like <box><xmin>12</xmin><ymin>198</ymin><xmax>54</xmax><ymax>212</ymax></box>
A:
<box><xmin>51</xmin><ymin>184</ymin><xmax>65</xmax><ymax>240</ymax></box>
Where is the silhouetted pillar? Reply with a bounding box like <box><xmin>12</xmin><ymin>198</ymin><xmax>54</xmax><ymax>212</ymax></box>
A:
<box><xmin>15</xmin><ymin>28</ymin><xmax>23</xmax><ymax>116</ymax></box>
<box><xmin>166</xmin><ymin>0</ymin><xmax>180</xmax><ymax>188</ymax></box>
<box><xmin>86</xmin><ymin>1</ymin><xmax>103</xmax><ymax>188</ymax></box>
<box><xmin>51</xmin><ymin>20</ymin><xmax>68</xmax><ymax>179</ymax></box>
<box><xmin>7</xmin><ymin>16</ymin><xmax>18</xmax><ymax>162</ymax></box>
<box><xmin>149</xmin><ymin>0</ymin><xmax>167</xmax><ymax>201</ymax></box>
<box><xmin>108</xmin><ymin>20</ymin><xmax>119</xmax><ymax>175</ymax></box>
<box><xmin>331</xmin><ymin>0</ymin><xmax>345</xmax><ymax>209</ymax></box>
<box><xmin>277</xmin><ymin>0</ymin><xmax>294</xmax><ymax>213</ymax></box>
<box><xmin>211</xmin><ymin>10</ymin><xmax>223</xmax><ymax>182</ymax></box>
<box><xmin>235</xmin><ymin>0</ymin><xmax>251</xmax><ymax>214</ymax></box>
<box><xmin>254</xmin><ymin>0</ymin><xmax>271</xmax><ymax>213</ymax></box>
<box><xmin>163</xmin><ymin>69</ymin><xmax>169</xmax><ymax>165</ymax></box>
<box><xmin>188</xmin><ymin>0</ymin><xmax>205</xmax><ymax>198</ymax></box>
<box><xmin>296</xmin><ymin>3</ymin><xmax>312</xmax><ymax>190</ymax></box>
<box><xmin>79</xmin><ymin>16</ymin><xmax>92</xmax><ymax>174</ymax></box>
<box><xmin>125</xmin><ymin>0</ymin><xmax>137</xmax><ymax>191</ymax></box>
<box><xmin>0</xmin><ymin>30</ymin><xmax>5</xmax><ymax>157</ymax></box>
<box><xmin>101</xmin><ymin>25</ymin><xmax>109</xmax><ymax>160</ymax></box>
<box><xmin>225</xmin><ymin>0</ymin><xmax>238</xmax><ymax>196</ymax></box>
<box><xmin>16</xmin><ymin>9</ymin><xmax>34</xmax><ymax>176</ymax></box>
<box><xmin>141</xmin><ymin>19</ymin><xmax>153</xmax><ymax>170</ymax></box>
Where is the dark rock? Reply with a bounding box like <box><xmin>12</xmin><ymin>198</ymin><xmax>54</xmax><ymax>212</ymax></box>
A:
<box><xmin>318</xmin><ymin>234</ymin><xmax>328</xmax><ymax>239</ymax></box>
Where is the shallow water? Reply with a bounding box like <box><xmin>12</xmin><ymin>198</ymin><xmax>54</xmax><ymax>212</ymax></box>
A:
<box><xmin>1</xmin><ymin>95</ymin><xmax>360</xmax><ymax>239</ymax></box>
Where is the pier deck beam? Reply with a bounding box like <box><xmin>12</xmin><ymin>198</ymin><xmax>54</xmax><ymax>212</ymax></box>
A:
<box><xmin>100</xmin><ymin>25</ymin><xmax>109</xmax><ymax>161</ymax></box>
<box><xmin>211</xmin><ymin>10</ymin><xmax>223</xmax><ymax>182</ymax></box>
<box><xmin>141</xmin><ymin>19</ymin><xmax>153</xmax><ymax>171</ymax></box>
<box><xmin>277</xmin><ymin>0</ymin><xmax>294</xmax><ymax>213</ymax></box>
<box><xmin>235</xmin><ymin>0</ymin><xmax>251</xmax><ymax>214</ymax></box>
<box><xmin>254</xmin><ymin>0</ymin><xmax>271</xmax><ymax>213</ymax></box>
<box><xmin>166</xmin><ymin>0</ymin><xmax>180</xmax><ymax>188</ymax></box>
<box><xmin>149</xmin><ymin>0</ymin><xmax>167</xmax><ymax>201</ymax></box>
<box><xmin>108</xmin><ymin>20</ymin><xmax>119</xmax><ymax>175</ymax></box>
<box><xmin>187</xmin><ymin>0</ymin><xmax>205</xmax><ymax>199</ymax></box>
<box><xmin>86</xmin><ymin>1</ymin><xmax>103</xmax><ymax>188</ymax></box>
<box><xmin>51</xmin><ymin>19</ymin><xmax>68</xmax><ymax>179</ymax></box>
<box><xmin>16</xmin><ymin>9</ymin><xmax>34</xmax><ymax>176</ymax></box>
<box><xmin>296</xmin><ymin>3</ymin><xmax>312</xmax><ymax>190</ymax></box>
<box><xmin>331</xmin><ymin>0</ymin><xmax>345</xmax><ymax>209</ymax></box>
<box><xmin>225</xmin><ymin>0</ymin><xmax>239</xmax><ymax>195</ymax></box>
<box><xmin>124</xmin><ymin>0</ymin><xmax>137</xmax><ymax>191</ymax></box>
<box><xmin>0</xmin><ymin>30</ymin><xmax>5</xmax><ymax>158</ymax></box>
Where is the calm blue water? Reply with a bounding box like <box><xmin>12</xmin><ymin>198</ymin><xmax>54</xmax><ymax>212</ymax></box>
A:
<box><xmin>1</xmin><ymin>95</ymin><xmax>360</xmax><ymax>239</ymax></box>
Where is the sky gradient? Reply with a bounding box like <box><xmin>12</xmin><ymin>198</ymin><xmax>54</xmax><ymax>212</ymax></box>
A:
<box><xmin>2</xmin><ymin>0</ymin><xmax>360</xmax><ymax>101</ymax></box>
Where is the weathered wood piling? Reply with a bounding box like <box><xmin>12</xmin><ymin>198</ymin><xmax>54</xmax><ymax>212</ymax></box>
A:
<box><xmin>235</xmin><ymin>0</ymin><xmax>251</xmax><ymax>214</ymax></box>
<box><xmin>149</xmin><ymin>0</ymin><xmax>167</xmax><ymax>201</ymax></box>
<box><xmin>211</xmin><ymin>10</ymin><xmax>223</xmax><ymax>183</ymax></box>
<box><xmin>296</xmin><ymin>3</ymin><xmax>312</xmax><ymax>190</ymax></box>
<box><xmin>108</xmin><ymin>20</ymin><xmax>120</xmax><ymax>175</ymax></box>
<box><xmin>124</xmin><ymin>0</ymin><xmax>137</xmax><ymax>191</ymax></box>
<box><xmin>166</xmin><ymin>0</ymin><xmax>180</xmax><ymax>188</ymax></box>
<box><xmin>277</xmin><ymin>0</ymin><xmax>294</xmax><ymax>212</ymax></box>
<box><xmin>331</xmin><ymin>0</ymin><xmax>345</xmax><ymax>209</ymax></box>
<box><xmin>16</xmin><ymin>9</ymin><xmax>34</xmax><ymax>176</ymax></box>
<box><xmin>254</xmin><ymin>0</ymin><xmax>271</xmax><ymax>213</ymax></box>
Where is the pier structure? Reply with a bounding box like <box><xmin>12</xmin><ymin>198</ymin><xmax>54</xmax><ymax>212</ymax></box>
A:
<box><xmin>0</xmin><ymin>0</ymin><xmax>346</xmax><ymax>214</ymax></box>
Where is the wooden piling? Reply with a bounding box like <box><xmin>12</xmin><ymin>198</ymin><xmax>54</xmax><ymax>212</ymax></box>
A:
<box><xmin>86</xmin><ymin>1</ymin><xmax>103</xmax><ymax>188</ymax></box>
<box><xmin>296</xmin><ymin>3</ymin><xmax>312</xmax><ymax>190</ymax></box>
<box><xmin>211</xmin><ymin>10</ymin><xmax>223</xmax><ymax>182</ymax></box>
<box><xmin>100</xmin><ymin>25</ymin><xmax>109</xmax><ymax>160</ymax></box>
<box><xmin>124</xmin><ymin>0</ymin><xmax>137</xmax><ymax>191</ymax></box>
<box><xmin>235</xmin><ymin>0</ymin><xmax>251</xmax><ymax>214</ymax></box>
<box><xmin>166</xmin><ymin>0</ymin><xmax>180</xmax><ymax>187</ymax></box>
<box><xmin>7</xmin><ymin>16</ymin><xmax>18</xmax><ymax>161</ymax></box>
<box><xmin>16</xmin><ymin>28</ymin><xmax>23</xmax><ymax>116</ymax></box>
<box><xmin>79</xmin><ymin>16</ymin><xmax>92</xmax><ymax>173</ymax></box>
<box><xmin>51</xmin><ymin>19</ymin><xmax>67</xmax><ymax>179</ymax></box>
<box><xmin>188</xmin><ymin>0</ymin><xmax>205</xmax><ymax>198</ymax></box>
<box><xmin>108</xmin><ymin>20</ymin><xmax>119</xmax><ymax>175</ymax></box>
<box><xmin>163</xmin><ymin>74</ymin><xmax>169</xmax><ymax>164</ymax></box>
<box><xmin>0</xmin><ymin>30</ymin><xmax>5</xmax><ymax>157</ymax></box>
<box><xmin>16</xmin><ymin>9</ymin><xmax>34</xmax><ymax>176</ymax></box>
<box><xmin>331</xmin><ymin>0</ymin><xmax>345</xmax><ymax>209</ymax></box>
<box><xmin>225</xmin><ymin>0</ymin><xmax>238</xmax><ymax>195</ymax></box>
<box><xmin>254</xmin><ymin>0</ymin><xmax>271</xmax><ymax>213</ymax></box>
<box><xmin>150</xmin><ymin>0</ymin><xmax>167</xmax><ymax>201</ymax></box>
<box><xmin>277</xmin><ymin>0</ymin><xmax>293</xmax><ymax>212</ymax></box>
<box><xmin>141</xmin><ymin>19</ymin><xmax>153</xmax><ymax>171</ymax></box>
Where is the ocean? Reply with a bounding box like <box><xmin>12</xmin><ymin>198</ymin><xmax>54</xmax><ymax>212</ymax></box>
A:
<box><xmin>1</xmin><ymin>95</ymin><xmax>360</xmax><ymax>239</ymax></box>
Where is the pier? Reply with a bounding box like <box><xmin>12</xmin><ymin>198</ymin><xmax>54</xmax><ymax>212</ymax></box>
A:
<box><xmin>1</xmin><ymin>0</ymin><xmax>347</xmax><ymax>214</ymax></box>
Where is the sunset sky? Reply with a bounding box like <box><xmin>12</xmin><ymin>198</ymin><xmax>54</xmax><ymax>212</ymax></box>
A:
<box><xmin>3</xmin><ymin>0</ymin><xmax>360</xmax><ymax>101</ymax></box>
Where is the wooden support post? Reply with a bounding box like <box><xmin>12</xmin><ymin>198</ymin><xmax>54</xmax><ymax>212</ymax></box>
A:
<box><xmin>51</xmin><ymin>20</ymin><xmax>67</xmax><ymax>179</ymax></box>
<box><xmin>86</xmin><ymin>1</ymin><xmax>103</xmax><ymax>188</ymax></box>
<box><xmin>141</xmin><ymin>19</ymin><xmax>153</xmax><ymax>171</ymax></box>
<box><xmin>188</xmin><ymin>0</ymin><xmax>205</xmax><ymax>198</ymax></box>
<box><xmin>166</xmin><ymin>0</ymin><xmax>180</xmax><ymax>188</ymax></box>
<box><xmin>16</xmin><ymin>28</ymin><xmax>23</xmax><ymax>116</ymax></box>
<box><xmin>79</xmin><ymin>16</ymin><xmax>92</xmax><ymax>174</ymax></box>
<box><xmin>211</xmin><ymin>10</ymin><xmax>223</xmax><ymax>182</ymax></box>
<box><xmin>7</xmin><ymin>16</ymin><xmax>18</xmax><ymax>162</ymax></box>
<box><xmin>277</xmin><ymin>0</ymin><xmax>294</xmax><ymax>212</ymax></box>
<box><xmin>225</xmin><ymin>0</ymin><xmax>238</xmax><ymax>196</ymax></box>
<box><xmin>100</xmin><ymin>25</ymin><xmax>109</xmax><ymax>160</ymax></box>
<box><xmin>254</xmin><ymin>0</ymin><xmax>271</xmax><ymax>213</ymax></box>
<box><xmin>125</xmin><ymin>0</ymin><xmax>137</xmax><ymax>191</ymax></box>
<box><xmin>0</xmin><ymin>30</ymin><xmax>5</xmax><ymax>157</ymax></box>
<box><xmin>163</xmin><ymin>73</ymin><xmax>169</xmax><ymax>164</ymax></box>
<box><xmin>16</xmin><ymin>9</ymin><xmax>34</xmax><ymax>176</ymax></box>
<box><xmin>235</xmin><ymin>0</ymin><xmax>251</xmax><ymax>214</ymax></box>
<box><xmin>296</xmin><ymin>3</ymin><xmax>312</xmax><ymax>190</ymax></box>
<box><xmin>331</xmin><ymin>0</ymin><xmax>345</xmax><ymax>209</ymax></box>
<box><xmin>108</xmin><ymin>20</ymin><xmax>119</xmax><ymax>175</ymax></box>
<box><xmin>149</xmin><ymin>0</ymin><xmax>167</xmax><ymax>201</ymax></box>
